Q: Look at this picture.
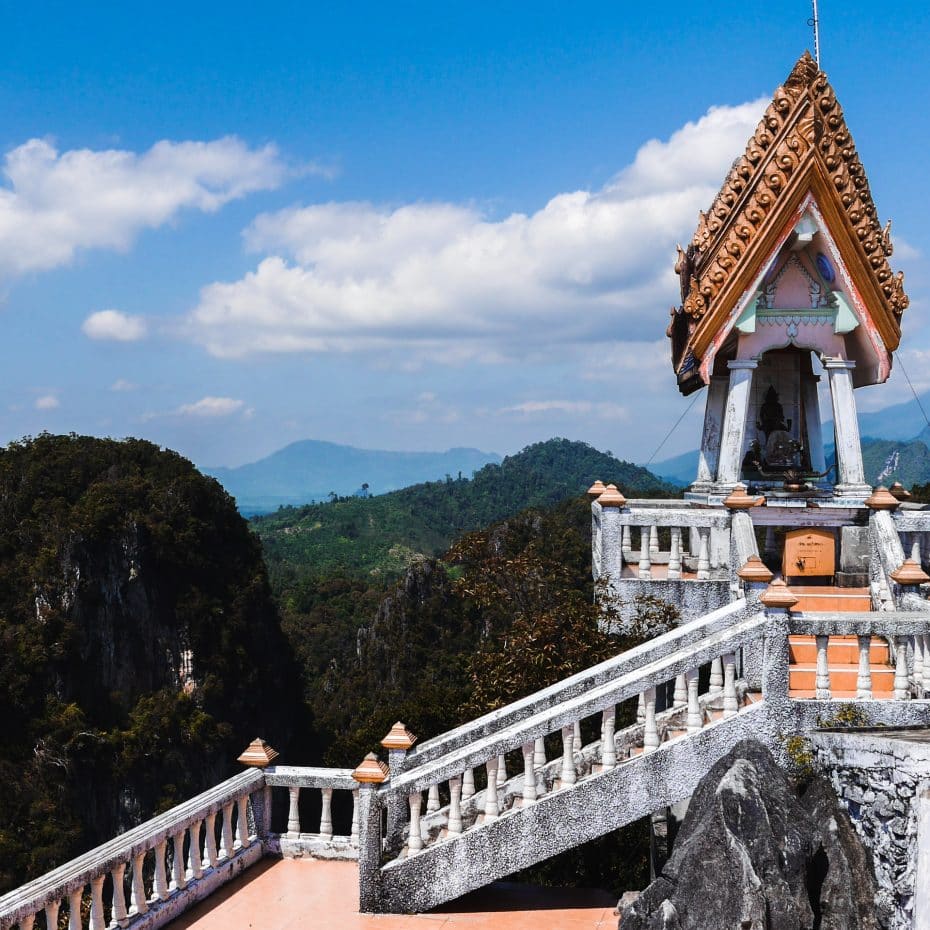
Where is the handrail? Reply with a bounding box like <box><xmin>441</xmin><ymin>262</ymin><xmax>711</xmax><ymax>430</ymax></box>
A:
<box><xmin>0</xmin><ymin>769</ymin><xmax>263</xmax><ymax>927</ymax></box>
<box><xmin>614</xmin><ymin>509</ymin><xmax>731</xmax><ymax>528</ymax></box>
<box><xmin>790</xmin><ymin>611</ymin><xmax>930</xmax><ymax>636</ymax></box>
<box><xmin>264</xmin><ymin>765</ymin><xmax>356</xmax><ymax>790</ymax></box>
<box><xmin>386</xmin><ymin>612</ymin><xmax>767</xmax><ymax>796</ymax></box>
<box><xmin>407</xmin><ymin>598</ymin><xmax>757</xmax><ymax>769</ymax></box>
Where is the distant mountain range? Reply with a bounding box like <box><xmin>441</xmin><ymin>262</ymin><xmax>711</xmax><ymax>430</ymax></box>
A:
<box><xmin>653</xmin><ymin>390</ymin><xmax>930</xmax><ymax>488</ymax></box>
<box><xmin>205</xmin><ymin>440</ymin><xmax>501</xmax><ymax>515</ymax></box>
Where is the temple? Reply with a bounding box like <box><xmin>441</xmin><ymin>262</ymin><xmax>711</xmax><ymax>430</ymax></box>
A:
<box><xmin>4</xmin><ymin>52</ymin><xmax>930</xmax><ymax>930</ymax></box>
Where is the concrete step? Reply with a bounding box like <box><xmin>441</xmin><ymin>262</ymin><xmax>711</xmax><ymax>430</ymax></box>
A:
<box><xmin>788</xmin><ymin>665</ymin><xmax>895</xmax><ymax>692</ymax></box>
<box><xmin>789</xmin><ymin>635</ymin><xmax>890</xmax><ymax>664</ymax></box>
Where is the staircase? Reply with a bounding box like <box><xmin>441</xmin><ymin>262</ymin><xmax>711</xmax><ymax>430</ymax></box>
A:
<box><xmin>786</xmin><ymin>586</ymin><xmax>895</xmax><ymax>698</ymax></box>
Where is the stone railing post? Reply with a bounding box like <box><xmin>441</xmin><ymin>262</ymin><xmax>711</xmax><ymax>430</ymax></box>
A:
<box><xmin>352</xmin><ymin>752</ymin><xmax>389</xmax><ymax>914</ymax></box>
<box><xmin>596</xmin><ymin>484</ymin><xmax>626</xmax><ymax>590</ymax></box>
<box><xmin>380</xmin><ymin>722</ymin><xmax>417</xmax><ymax>857</ymax></box>
<box><xmin>760</xmin><ymin>578</ymin><xmax>796</xmax><ymax>713</ymax></box>
<box><xmin>237</xmin><ymin>738</ymin><xmax>279</xmax><ymax>846</ymax></box>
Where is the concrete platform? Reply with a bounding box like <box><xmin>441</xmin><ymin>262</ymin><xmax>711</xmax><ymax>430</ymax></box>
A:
<box><xmin>167</xmin><ymin>858</ymin><xmax>619</xmax><ymax>930</ymax></box>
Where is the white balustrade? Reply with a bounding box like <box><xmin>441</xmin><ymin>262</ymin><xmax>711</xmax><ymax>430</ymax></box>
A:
<box><xmin>923</xmin><ymin>634</ymin><xmax>930</xmax><ymax>697</ymax></box>
<box><xmin>560</xmin><ymin>725</ymin><xmax>576</xmax><ymax>786</ymax></box>
<box><xmin>320</xmin><ymin>788</ymin><xmax>334</xmax><ymax>838</ymax></box>
<box><xmin>448</xmin><ymin>777</ymin><xmax>463</xmax><ymax>834</ymax></box>
<box><xmin>709</xmin><ymin>657</ymin><xmax>723</xmax><ymax>693</ymax></box>
<box><xmin>649</xmin><ymin>525</ymin><xmax>660</xmax><ymax>556</ymax></box>
<box><xmin>856</xmin><ymin>635</ymin><xmax>873</xmax><ymax>699</ymax></box>
<box><xmin>643</xmin><ymin>688</ymin><xmax>659</xmax><ymax>753</ymax></box>
<box><xmin>236</xmin><ymin>795</ymin><xmax>251</xmax><ymax>849</ymax></box>
<box><xmin>686</xmin><ymin>669</ymin><xmax>702</xmax><ymax>734</ymax></box>
<box><xmin>914</xmin><ymin>635</ymin><xmax>924</xmax><ymax>693</ymax></box>
<box><xmin>601</xmin><ymin>707</ymin><xmax>616</xmax><ymax>769</ymax></box>
<box><xmin>407</xmin><ymin>793</ymin><xmax>423</xmax><ymax>855</ymax></box>
<box><xmin>722</xmin><ymin>653</ymin><xmax>738</xmax><ymax>718</ymax></box>
<box><xmin>521</xmin><ymin>743</ymin><xmax>537</xmax><ymax>805</ymax></box>
<box><xmin>153</xmin><ymin>840</ymin><xmax>169</xmax><ymax>900</ymax></box>
<box><xmin>170</xmin><ymin>830</ymin><xmax>186</xmax><ymax>891</ymax></box>
<box><xmin>426</xmin><ymin>784</ymin><xmax>441</xmax><ymax>814</ymax></box>
<box><xmin>815</xmin><ymin>635</ymin><xmax>830</xmax><ymax>699</ymax></box>
<box><xmin>129</xmin><ymin>852</ymin><xmax>148</xmax><ymax>915</ymax></box>
<box><xmin>639</xmin><ymin>527</ymin><xmax>651</xmax><ymax>580</ymax></box>
<box><xmin>533</xmin><ymin>737</ymin><xmax>546</xmax><ymax>768</ymax></box>
<box><xmin>894</xmin><ymin>636</ymin><xmax>910</xmax><ymax>700</ymax></box>
<box><xmin>497</xmin><ymin>755</ymin><xmax>507</xmax><ymax>786</ymax></box>
<box><xmin>68</xmin><ymin>889</ymin><xmax>82</xmax><ymax>930</ymax></box>
<box><xmin>204</xmin><ymin>812</ymin><xmax>219</xmax><ymax>867</ymax></box>
<box><xmin>673</xmin><ymin>673</ymin><xmax>687</xmax><ymax>705</ymax></box>
<box><xmin>697</xmin><ymin>528</ymin><xmax>710</xmax><ymax>581</ymax></box>
<box><xmin>187</xmin><ymin>820</ymin><xmax>204</xmax><ymax>881</ymax></box>
<box><xmin>668</xmin><ymin>528</ymin><xmax>682</xmax><ymax>579</ymax></box>
<box><xmin>89</xmin><ymin>875</ymin><xmax>105</xmax><ymax>930</ymax></box>
<box><xmin>351</xmin><ymin>790</ymin><xmax>360</xmax><ymax>843</ymax></box>
<box><xmin>484</xmin><ymin>760</ymin><xmax>499</xmax><ymax>819</ymax></box>
<box><xmin>111</xmin><ymin>861</ymin><xmax>129</xmax><ymax>928</ymax></box>
<box><xmin>462</xmin><ymin>767</ymin><xmax>476</xmax><ymax>801</ymax></box>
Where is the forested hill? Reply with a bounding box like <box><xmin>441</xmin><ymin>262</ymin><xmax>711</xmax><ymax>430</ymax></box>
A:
<box><xmin>0</xmin><ymin>434</ymin><xmax>304</xmax><ymax>893</ymax></box>
<box><xmin>252</xmin><ymin>438</ymin><xmax>676</xmax><ymax>577</ymax></box>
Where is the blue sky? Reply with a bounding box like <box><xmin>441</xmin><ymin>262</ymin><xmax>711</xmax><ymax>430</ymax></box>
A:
<box><xmin>3</xmin><ymin>1</ymin><xmax>929</xmax><ymax>468</ymax></box>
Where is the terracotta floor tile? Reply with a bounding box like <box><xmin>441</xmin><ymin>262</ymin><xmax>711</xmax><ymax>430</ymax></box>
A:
<box><xmin>167</xmin><ymin>858</ymin><xmax>616</xmax><ymax>930</ymax></box>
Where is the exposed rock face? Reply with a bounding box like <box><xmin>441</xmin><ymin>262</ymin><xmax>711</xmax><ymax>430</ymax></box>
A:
<box><xmin>620</xmin><ymin>740</ymin><xmax>878</xmax><ymax>930</ymax></box>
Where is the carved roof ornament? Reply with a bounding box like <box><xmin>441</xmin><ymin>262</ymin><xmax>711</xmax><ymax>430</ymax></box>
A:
<box><xmin>381</xmin><ymin>721</ymin><xmax>418</xmax><ymax>751</ymax></box>
<box><xmin>890</xmin><ymin>558</ymin><xmax>930</xmax><ymax>586</ymax></box>
<box><xmin>587</xmin><ymin>480</ymin><xmax>607</xmax><ymax>500</ymax></box>
<box><xmin>237</xmin><ymin>737</ymin><xmax>280</xmax><ymax>768</ymax></box>
<box><xmin>759</xmin><ymin>578</ymin><xmax>799</xmax><ymax>610</ymax></box>
<box><xmin>597</xmin><ymin>484</ymin><xmax>628</xmax><ymax>507</ymax></box>
<box><xmin>671</xmin><ymin>52</ymin><xmax>909</xmax><ymax>393</ymax></box>
<box><xmin>352</xmin><ymin>752</ymin><xmax>390</xmax><ymax>784</ymax></box>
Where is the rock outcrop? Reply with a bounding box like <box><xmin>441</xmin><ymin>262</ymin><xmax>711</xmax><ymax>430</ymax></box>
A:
<box><xmin>620</xmin><ymin>739</ymin><xmax>878</xmax><ymax>930</ymax></box>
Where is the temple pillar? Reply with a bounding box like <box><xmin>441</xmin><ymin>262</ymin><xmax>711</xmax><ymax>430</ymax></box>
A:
<box><xmin>801</xmin><ymin>373</ymin><xmax>826</xmax><ymax>475</ymax></box>
<box><xmin>693</xmin><ymin>375</ymin><xmax>730</xmax><ymax>488</ymax></box>
<box><xmin>716</xmin><ymin>359</ymin><xmax>758</xmax><ymax>487</ymax></box>
<box><xmin>823</xmin><ymin>357</ymin><xmax>870</xmax><ymax>497</ymax></box>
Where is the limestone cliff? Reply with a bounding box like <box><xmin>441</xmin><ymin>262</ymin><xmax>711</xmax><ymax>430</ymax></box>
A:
<box><xmin>0</xmin><ymin>434</ymin><xmax>302</xmax><ymax>892</ymax></box>
<box><xmin>620</xmin><ymin>740</ymin><xmax>878</xmax><ymax>930</ymax></box>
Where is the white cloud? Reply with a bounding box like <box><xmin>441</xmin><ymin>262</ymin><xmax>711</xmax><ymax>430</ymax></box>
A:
<box><xmin>110</xmin><ymin>378</ymin><xmax>138</xmax><ymax>391</ymax></box>
<box><xmin>185</xmin><ymin>98</ymin><xmax>768</xmax><ymax>359</ymax></box>
<box><xmin>83</xmin><ymin>309</ymin><xmax>148</xmax><ymax>342</ymax></box>
<box><xmin>177</xmin><ymin>396</ymin><xmax>245</xmax><ymax>417</ymax></box>
<box><xmin>500</xmin><ymin>400</ymin><xmax>630</xmax><ymax>421</ymax></box>
<box><xmin>0</xmin><ymin>136</ymin><xmax>292</xmax><ymax>276</ymax></box>
<box><xmin>35</xmin><ymin>394</ymin><xmax>59</xmax><ymax>410</ymax></box>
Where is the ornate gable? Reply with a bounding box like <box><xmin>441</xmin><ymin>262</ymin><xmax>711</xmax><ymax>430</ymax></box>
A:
<box><xmin>669</xmin><ymin>52</ymin><xmax>908</xmax><ymax>394</ymax></box>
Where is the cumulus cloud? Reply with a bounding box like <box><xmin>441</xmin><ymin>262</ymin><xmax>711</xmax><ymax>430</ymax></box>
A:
<box><xmin>176</xmin><ymin>396</ymin><xmax>245</xmax><ymax>417</ymax></box>
<box><xmin>35</xmin><ymin>394</ymin><xmax>59</xmax><ymax>410</ymax></box>
<box><xmin>83</xmin><ymin>309</ymin><xmax>148</xmax><ymax>342</ymax></box>
<box><xmin>185</xmin><ymin>98</ymin><xmax>768</xmax><ymax>359</ymax></box>
<box><xmin>0</xmin><ymin>136</ymin><xmax>292</xmax><ymax>276</ymax></box>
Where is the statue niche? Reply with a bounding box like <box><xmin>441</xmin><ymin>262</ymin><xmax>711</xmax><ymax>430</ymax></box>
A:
<box><xmin>744</xmin><ymin>385</ymin><xmax>801</xmax><ymax>473</ymax></box>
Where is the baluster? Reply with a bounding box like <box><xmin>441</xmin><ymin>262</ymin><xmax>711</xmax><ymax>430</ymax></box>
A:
<box><xmin>622</xmin><ymin>524</ymin><xmax>632</xmax><ymax>553</ymax></box>
<box><xmin>722</xmin><ymin>653</ymin><xmax>738</xmax><ymax>717</ymax></box>
<box><xmin>351</xmin><ymin>789</ymin><xmax>360</xmax><ymax>843</ymax></box>
<box><xmin>204</xmin><ymin>813</ymin><xmax>219</xmax><ymax>868</ymax></box>
<box><xmin>573</xmin><ymin>720</ymin><xmax>582</xmax><ymax>748</ymax></box>
<box><xmin>649</xmin><ymin>525</ymin><xmax>660</xmax><ymax>556</ymax></box>
<box><xmin>170</xmin><ymin>830</ymin><xmax>186</xmax><ymax>891</ymax></box>
<box><xmin>912</xmin><ymin>533</ymin><xmax>922</xmax><ymax>565</ymax></box>
<box><xmin>636</xmin><ymin>691</ymin><xmax>645</xmax><ymax>723</ymax></box>
<box><xmin>448</xmin><ymin>776</ymin><xmax>463</xmax><ymax>833</ymax></box>
<box><xmin>187</xmin><ymin>820</ymin><xmax>203</xmax><ymax>881</ymax></box>
<box><xmin>643</xmin><ymin>687</ymin><xmax>659</xmax><ymax>752</ymax></box>
<box><xmin>45</xmin><ymin>901</ymin><xmax>62</xmax><ymax>929</ymax></box>
<box><xmin>923</xmin><ymin>634</ymin><xmax>930</xmax><ymax>697</ymax></box>
<box><xmin>426</xmin><ymin>783</ymin><xmax>440</xmax><ymax>814</ymax></box>
<box><xmin>668</xmin><ymin>527</ymin><xmax>682</xmax><ymax>579</ymax></box>
<box><xmin>320</xmin><ymin>787</ymin><xmax>334</xmax><ymax>838</ymax></box>
<box><xmin>407</xmin><ymin>792</ymin><xmax>423</xmax><ymax>855</ymax></box>
<box><xmin>639</xmin><ymin>527</ymin><xmax>652</xmax><ymax>579</ymax></box>
<box><xmin>89</xmin><ymin>875</ymin><xmax>106</xmax><ymax>930</ymax></box>
<box><xmin>521</xmin><ymin>742</ymin><xmax>537</xmax><ymax>805</ymax></box>
<box><xmin>709</xmin><ymin>657</ymin><xmax>723</xmax><ymax>693</ymax></box>
<box><xmin>153</xmin><ymin>840</ymin><xmax>169</xmax><ymax>901</ymax></box>
<box><xmin>286</xmin><ymin>787</ymin><xmax>301</xmax><ymax>837</ymax></box>
<box><xmin>220</xmin><ymin>803</ymin><xmax>234</xmax><ymax>860</ymax></box>
<box><xmin>484</xmin><ymin>760</ymin><xmax>500</xmax><ymax>818</ymax></box>
<box><xmin>601</xmin><ymin>706</ymin><xmax>617</xmax><ymax>769</ymax></box>
<box><xmin>237</xmin><ymin>795</ymin><xmax>251</xmax><ymax>848</ymax></box>
<box><xmin>697</xmin><ymin>528</ymin><xmax>710</xmax><ymax>581</ymax></box>
<box><xmin>68</xmin><ymin>888</ymin><xmax>83</xmax><ymax>930</ymax></box>
<box><xmin>857</xmin><ymin>635</ymin><xmax>873</xmax><ymax>699</ymax></box>
<box><xmin>560</xmin><ymin>725</ymin><xmax>577</xmax><ymax>786</ymax></box>
<box><xmin>533</xmin><ymin>737</ymin><xmax>546</xmax><ymax>768</ymax></box>
<box><xmin>129</xmin><ymin>852</ymin><xmax>148</xmax><ymax>916</ymax></box>
<box><xmin>111</xmin><ymin>862</ymin><xmax>129</xmax><ymax>928</ymax></box>
<box><xmin>686</xmin><ymin>669</ymin><xmax>702</xmax><ymax>733</ymax></box>
<box><xmin>18</xmin><ymin>915</ymin><xmax>36</xmax><ymax>930</ymax></box>
<box><xmin>462</xmin><ymin>768</ymin><xmax>476</xmax><ymax>801</ymax></box>
<box><xmin>673</xmin><ymin>673</ymin><xmax>687</xmax><ymax>706</ymax></box>
<box><xmin>815</xmin><ymin>635</ymin><xmax>831</xmax><ymax>699</ymax></box>
<box><xmin>895</xmin><ymin>636</ymin><xmax>910</xmax><ymax>700</ymax></box>
<box><xmin>914</xmin><ymin>635</ymin><xmax>924</xmax><ymax>693</ymax></box>
<box><xmin>497</xmin><ymin>754</ymin><xmax>507</xmax><ymax>786</ymax></box>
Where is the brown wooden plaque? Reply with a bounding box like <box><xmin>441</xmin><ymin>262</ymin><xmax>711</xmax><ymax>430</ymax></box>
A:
<box><xmin>783</xmin><ymin>528</ymin><xmax>835</xmax><ymax>580</ymax></box>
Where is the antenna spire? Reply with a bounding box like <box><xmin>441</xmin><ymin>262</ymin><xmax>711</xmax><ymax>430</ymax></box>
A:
<box><xmin>808</xmin><ymin>0</ymin><xmax>821</xmax><ymax>67</ymax></box>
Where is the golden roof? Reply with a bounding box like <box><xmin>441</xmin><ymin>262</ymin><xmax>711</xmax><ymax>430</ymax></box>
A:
<box><xmin>670</xmin><ymin>52</ymin><xmax>908</xmax><ymax>393</ymax></box>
